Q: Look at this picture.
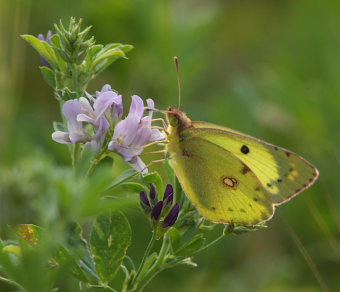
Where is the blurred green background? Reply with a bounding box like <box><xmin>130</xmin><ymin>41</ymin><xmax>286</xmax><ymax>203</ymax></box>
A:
<box><xmin>1</xmin><ymin>0</ymin><xmax>339</xmax><ymax>291</ymax></box>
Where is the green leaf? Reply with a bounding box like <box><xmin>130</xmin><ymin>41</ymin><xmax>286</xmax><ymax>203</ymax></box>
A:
<box><xmin>174</xmin><ymin>234</ymin><xmax>205</xmax><ymax>257</ymax></box>
<box><xmin>120</xmin><ymin>44</ymin><xmax>134</xmax><ymax>53</ymax></box>
<box><xmin>108</xmin><ymin>169</ymin><xmax>136</xmax><ymax>190</ymax></box>
<box><xmin>123</xmin><ymin>255</ymin><xmax>136</xmax><ymax>273</ymax></box>
<box><xmin>181</xmin><ymin>218</ymin><xmax>203</xmax><ymax>245</ymax></box>
<box><xmin>169</xmin><ymin>227</ymin><xmax>181</xmax><ymax>252</ymax></box>
<box><xmin>137</xmin><ymin>252</ymin><xmax>157</xmax><ymax>281</ymax></box>
<box><xmin>90</xmin><ymin>212</ymin><xmax>131</xmax><ymax>284</ymax></box>
<box><xmin>162</xmin><ymin>161</ymin><xmax>176</xmax><ymax>187</ymax></box>
<box><xmin>54</xmin><ymin>245</ymin><xmax>95</xmax><ymax>283</ymax></box>
<box><xmin>92</xmin><ymin>48</ymin><xmax>125</xmax><ymax>75</ymax></box>
<box><xmin>121</xmin><ymin>182</ymin><xmax>148</xmax><ymax>193</ymax></box>
<box><xmin>50</xmin><ymin>34</ymin><xmax>62</xmax><ymax>49</ymax></box>
<box><xmin>88</xmin><ymin>44</ymin><xmax>104</xmax><ymax>57</ymax></box>
<box><xmin>21</xmin><ymin>35</ymin><xmax>58</xmax><ymax>68</ymax></box>
<box><xmin>39</xmin><ymin>66</ymin><xmax>56</xmax><ymax>88</ymax></box>
<box><xmin>51</xmin><ymin>223</ymin><xmax>98</xmax><ymax>283</ymax></box>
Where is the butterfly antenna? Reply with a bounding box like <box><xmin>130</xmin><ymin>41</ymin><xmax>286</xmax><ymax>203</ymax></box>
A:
<box><xmin>174</xmin><ymin>56</ymin><xmax>181</xmax><ymax>109</ymax></box>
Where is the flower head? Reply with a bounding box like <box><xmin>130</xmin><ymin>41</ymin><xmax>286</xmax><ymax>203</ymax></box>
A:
<box><xmin>52</xmin><ymin>84</ymin><xmax>123</xmax><ymax>152</ymax></box>
<box><xmin>140</xmin><ymin>184</ymin><xmax>180</xmax><ymax>236</ymax></box>
<box><xmin>76</xmin><ymin>84</ymin><xmax>122</xmax><ymax>151</ymax></box>
<box><xmin>37</xmin><ymin>31</ymin><xmax>52</xmax><ymax>67</ymax></box>
<box><xmin>108</xmin><ymin>95</ymin><xmax>165</xmax><ymax>174</ymax></box>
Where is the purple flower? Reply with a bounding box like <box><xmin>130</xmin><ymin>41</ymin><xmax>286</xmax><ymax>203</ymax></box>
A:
<box><xmin>163</xmin><ymin>184</ymin><xmax>173</xmax><ymax>205</ymax></box>
<box><xmin>149</xmin><ymin>184</ymin><xmax>157</xmax><ymax>203</ymax></box>
<box><xmin>38</xmin><ymin>31</ymin><xmax>52</xmax><ymax>67</ymax></box>
<box><xmin>140</xmin><ymin>184</ymin><xmax>180</xmax><ymax>229</ymax></box>
<box><xmin>52</xmin><ymin>99</ymin><xmax>89</xmax><ymax>144</ymax></box>
<box><xmin>163</xmin><ymin>203</ymin><xmax>180</xmax><ymax>228</ymax></box>
<box><xmin>108</xmin><ymin>95</ymin><xmax>165</xmax><ymax>174</ymax></box>
<box><xmin>95</xmin><ymin>85</ymin><xmax>123</xmax><ymax>122</ymax></box>
<box><xmin>52</xmin><ymin>85</ymin><xmax>123</xmax><ymax>152</ymax></box>
<box><xmin>151</xmin><ymin>201</ymin><xmax>163</xmax><ymax>221</ymax></box>
<box><xmin>140</xmin><ymin>191</ymin><xmax>151</xmax><ymax>211</ymax></box>
<box><xmin>78</xmin><ymin>85</ymin><xmax>123</xmax><ymax>126</ymax></box>
<box><xmin>77</xmin><ymin>85</ymin><xmax>123</xmax><ymax>151</ymax></box>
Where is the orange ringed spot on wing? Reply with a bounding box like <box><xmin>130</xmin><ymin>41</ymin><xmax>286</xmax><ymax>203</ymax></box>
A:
<box><xmin>221</xmin><ymin>176</ymin><xmax>238</xmax><ymax>189</ymax></box>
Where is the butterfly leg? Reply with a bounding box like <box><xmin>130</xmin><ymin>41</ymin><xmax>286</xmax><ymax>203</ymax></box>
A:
<box><xmin>140</xmin><ymin>150</ymin><xmax>167</xmax><ymax>156</ymax></box>
<box><xmin>133</xmin><ymin>158</ymin><xmax>167</xmax><ymax>177</ymax></box>
<box><xmin>142</xmin><ymin>118</ymin><xmax>169</xmax><ymax>133</ymax></box>
<box><xmin>143</xmin><ymin>140</ymin><xmax>168</xmax><ymax>149</ymax></box>
<box><xmin>150</xmin><ymin>118</ymin><xmax>168</xmax><ymax>130</ymax></box>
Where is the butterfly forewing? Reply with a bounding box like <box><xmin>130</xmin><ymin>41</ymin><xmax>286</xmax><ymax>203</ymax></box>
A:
<box><xmin>168</xmin><ymin>136</ymin><xmax>274</xmax><ymax>225</ymax></box>
<box><xmin>186</xmin><ymin>122</ymin><xmax>319</xmax><ymax>205</ymax></box>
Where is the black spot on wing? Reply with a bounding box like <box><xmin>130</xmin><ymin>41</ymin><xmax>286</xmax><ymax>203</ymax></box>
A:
<box><xmin>241</xmin><ymin>145</ymin><xmax>250</xmax><ymax>154</ymax></box>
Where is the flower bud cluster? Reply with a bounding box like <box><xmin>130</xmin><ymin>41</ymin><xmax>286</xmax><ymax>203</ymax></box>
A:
<box><xmin>140</xmin><ymin>184</ymin><xmax>180</xmax><ymax>237</ymax></box>
<box><xmin>54</xmin><ymin>17</ymin><xmax>95</xmax><ymax>65</ymax></box>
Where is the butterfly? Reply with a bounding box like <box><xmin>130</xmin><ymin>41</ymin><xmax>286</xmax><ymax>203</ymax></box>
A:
<box><xmin>164</xmin><ymin>108</ymin><xmax>319</xmax><ymax>225</ymax></box>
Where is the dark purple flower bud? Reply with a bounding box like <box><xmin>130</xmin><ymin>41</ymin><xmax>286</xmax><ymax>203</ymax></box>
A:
<box><xmin>140</xmin><ymin>191</ymin><xmax>151</xmax><ymax>210</ymax></box>
<box><xmin>163</xmin><ymin>184</ymin><xmax>173</xmax><ymax>200</ymax></box>
<box><xmin>37</xmin><ymin>31</ymin><xmax>52</xmax><ymax>68</ymax></box>
<box><xmin>164</xmin><ymin>193</ymin><xmax>173</xmax><ymax>206</ymax></box>
<box><xmin>150</xmin><ymin>184</ymin><xmax>157</xmax><ymax>201</ymax></box>
<box><xmin>151</xmin><ymin>201</ymin><xmax>163</xmax><ymax>221</ymax></box>
<box><xmin>163</xmin><ymin>203</ymin><xmax>180</xmax><ymax>228</ymax></box>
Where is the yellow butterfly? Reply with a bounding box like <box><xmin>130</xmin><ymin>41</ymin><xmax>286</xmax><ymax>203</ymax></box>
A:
<box><xmin>164</xmin><ymin>108</ymin><xmax>319</xmax><ymax>226</ymax></box>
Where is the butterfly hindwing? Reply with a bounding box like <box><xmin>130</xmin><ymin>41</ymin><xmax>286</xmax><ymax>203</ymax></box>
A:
<box><xmin>168</xmin><ymin>135</ymin><xmax>274</xmax><ymax>225</ymax></box>
<box><xmin>184</xmin><ymin>122</ymin><xmax>319</xmax><ymax>205</ymax></box>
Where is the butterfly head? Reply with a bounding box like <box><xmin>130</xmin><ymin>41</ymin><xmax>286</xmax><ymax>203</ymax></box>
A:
<box><xmin>166</xmin><ymin>107</ymin><xmax>192</xmax><ymax>131</ymax></box>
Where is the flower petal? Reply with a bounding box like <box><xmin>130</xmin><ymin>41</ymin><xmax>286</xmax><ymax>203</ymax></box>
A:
<box><xmin>140</xmin><ymin>191</ymin><xmax>151</xmax><ymax>210</ymax></box>
<box><xmin>163</xmin><ymin>184</ymin><xmax>173</xmax><ymax>200</ymax></box>
<box><xmin>128</xmin><ymin>156</ymin><xmax>148</xmax><ymax>174</ymax></box>
<box><xmin>151</xmin><ymin>201</ymin><xmax>163</xmax><ymax>221</ymax></box>
<box><xmin>62</xmin><ymin>99</ymin><xmax>85</xmax><ymax>136</ymax></box>
<box><xmin>130</xmin><ymin>95</ymin><xmax>144</xmax><ymax>120</ymax></box>
<box><xmin>93</xmin><ymin>91</ymin><xmax>116</xmax><ymax>119</ymax></box>
<box><xmin>101</xmin><ymin>84</ymin><xmax>112</xmax><ymax>93</ymax></box>
<box><xmin>163</xmin><ymin>203</ymin><xmax>180</xmax><ymax>228</ymax></box>
<box><xmin>52</xmin><ymin>131</ymin><xmax>71</xmax><ymax>144</ymax></box>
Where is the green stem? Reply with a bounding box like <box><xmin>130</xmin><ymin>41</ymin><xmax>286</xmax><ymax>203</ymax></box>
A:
<box><xmin>72</xmin><ymin>143</ymin><xmax>80</xmax><ymax>167</ymax></box>
<box><xmin>135</xmin><ymin>267</ymin><xmax>164</xmax><ymax>292</ymax></box>
<box><xmin>0</xmin><ymin>275</ymin><xmax>24</xmax><ymax>290</ymax></box>
<box><xmin>192</xmin><ymin>233</ymin><xmax>226</xmax><ymax>256</ymax></box>
<box><xmin>134</xmin><ymin>233</ymin><xmax>170</xmax><ymax>292</ymax></box>
<box><xmin>128</xmin><ymin>232</ymin><xmax>156</xmax><ymax>290</ymax></box>
<box><xmin>88</xmin><ymin>284</ymin><xmax>117</xmax><ymax>292</ymax></box>
<box><xmin>85</xmin><ymin>151</ymin><xmax>107</xmax><ymax>177</ymax></box>
<box><xmin>86</xmin><ymin>159</ymin><xmax>98</xmax><ymax>177</ymax></box>
<box><xmin>152</xmin><ymin>233</ymin><xmax>169</xmax><ymax>268</ymax></box>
